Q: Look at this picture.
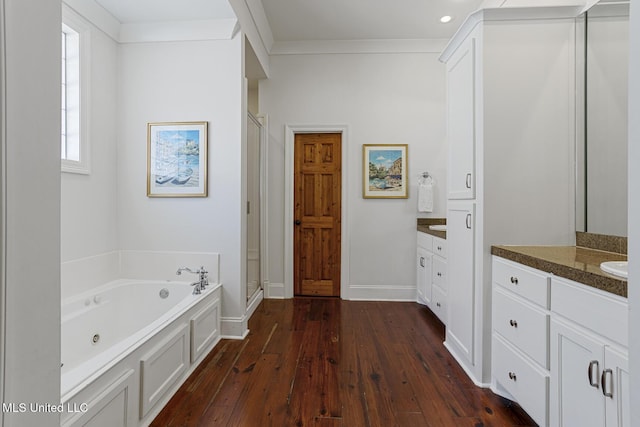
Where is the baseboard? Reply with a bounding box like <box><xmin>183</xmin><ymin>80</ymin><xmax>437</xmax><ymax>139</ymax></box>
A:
<box><xmin>443</xmin><ymin>340</ymin><xmax>491</xmax><ymax>389</ymax></box>
<box><xmin>265</xmin><ymin>282</ymin><xmax>285</xmax><ymax>299</ymax></box>
<box><xmin>347</xmin><ymin>285</ymin><xmax>417</xmax><ymax>302</ymax></box>
<box><xmin>220</xmin><ymin>316</ymin><xmax>249</xmax><ymax>339</ymax></box>
<box><xmin>246</xmin><ymin>289</ymin><xmax>263</xmax><ymax>319</ymax></box>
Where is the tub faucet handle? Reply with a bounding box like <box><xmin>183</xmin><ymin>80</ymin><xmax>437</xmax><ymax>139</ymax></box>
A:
<box><xmin>198</xmin><ymin>266</ymin><xmax>209</xmax><ymax>287</ymax></box>
<box><xmin>190</xmin><ymin>281</ymin><xmax>202</xmax><ymax>295</ymax></box>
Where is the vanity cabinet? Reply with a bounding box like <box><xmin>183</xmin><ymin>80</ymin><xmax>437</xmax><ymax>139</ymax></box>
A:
<box><xmin>491</xmin><ymin>256</ymin><xmax>630</xmax><ymax>427</ymax></box>
<box><xmin>416</xmin><ymin>232</ymin><xmax>448</xmax><ymax>324</ymax></box>
<box><xmin>446</xmin><ymin>203</ymin><xmax>474</xmax><ymax>361</ymax></box>
<box><xmin>550</xmin><ymin>277</ymin><xmax>630</xmax><ymax>427</ymax></box>
<box><xmin>430</xmin><ymin>236</ymin><xmax>447</xmax><ymax>323</ymax></box>
<box><xmin>446</xmin><ymin>33</ymin><xmax>475</xmax><ymax>201</ymax></box>
<box><xmin>491</xmin><ymin>257</ymin><xmax>550</xmax><ymax>427</ymax></box>
<box><xmin>416</xmin><ymin>232</ymin><xmax>433</xmax><ymax>307</ymax></box>
<box><xmin>440</xmin><ymin>6</ymin><xmax>577</xmax><ymax>384</ymax></box>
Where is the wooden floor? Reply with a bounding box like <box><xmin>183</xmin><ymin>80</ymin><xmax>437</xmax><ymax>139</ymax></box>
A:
<box><xmin>152</xmin><ymin>299</ymin><xmax>536</xmax><ymax>427</ymax></box>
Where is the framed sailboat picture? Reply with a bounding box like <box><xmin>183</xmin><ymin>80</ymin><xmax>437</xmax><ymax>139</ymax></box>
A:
<box><xmin>363</xmin><ymin>144</ymin><xmax>408</xmax><ymax>199</ymax></box>
<box><xmin>147</xmin><ymin>122</ymin><xmax>208</xmax><ymax>197</ymax></box>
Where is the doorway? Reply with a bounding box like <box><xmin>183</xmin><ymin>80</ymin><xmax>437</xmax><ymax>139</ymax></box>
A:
<box><xmin>293</xmin><ymin>133</ymin><xmax>342</xmax><ymax>297</ymax></box>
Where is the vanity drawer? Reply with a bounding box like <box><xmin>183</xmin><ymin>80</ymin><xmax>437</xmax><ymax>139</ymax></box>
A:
<box><xmin>493</xmin><ymin>334</ymin><xmax>549</xmax><ymax>427</ymax></box>
<box><xmin>432</xmin><ymin>237</ymin><xmax>447</xmax><ymax>258</ymax></box>
<box><xmin>493</xmin><ymin>257</ymin><xmax>550</xmax><ymax>308</ymax></box>
<box><xmin>417</xmin><ymin>232</ymin><xmax>433</xmax><ymax>249</ymax></box>
<box><xmin>493</xmin><ymin>287</ymin><xmax>549</xmax><ymax>368</ymax></box>
<box><xmin>432</xmin><ymin>257</ymin><xmax>447</xmax><ymax>289</ymax></box>
<box><xmin>551</xmin><ymin>276</ymin><xmax>628</xmax><ymax>347</ymax></box>
<box><xmin>431</xmin><ymin>284</ymin><xmax>447</xmax><ymax>324</ymax></box>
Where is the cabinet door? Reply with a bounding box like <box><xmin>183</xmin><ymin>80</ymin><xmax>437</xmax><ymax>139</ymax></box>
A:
<box><xmin>604</xmin><ymin>347</ymin><xmax>630</xmax><ymax>427</ymax></box>
<box><xmin>446</xmin><ymin>203</ymin><xmax>475</xmax><ymax>364</ymax></box>
<box><xmin>550</xmin><ymin>319</ymin><xmax>605</xmax><ymax>427</ymax></box>
<box><xmin>416</xmin><ymin>247</ymin><xmax>432</xmax><ymax>306</ymax></box>
<box><xmin>446</xmin><ymin>35</ymin><xmax>476</xmax><ymax>200</ymax></box>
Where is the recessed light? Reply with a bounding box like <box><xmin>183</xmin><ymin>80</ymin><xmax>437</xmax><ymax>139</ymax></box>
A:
<box><xmin>440</xmin><ymin>15</ymin><xmax>453</xmax><ymax>24</ymax></box>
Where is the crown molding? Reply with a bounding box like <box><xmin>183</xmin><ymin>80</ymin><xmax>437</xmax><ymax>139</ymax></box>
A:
<box><xmin>440</xmin><ymin>6</ymin><xmax>582</xmax><ymax>63</ymax></box>
<box><xmin>63</xmin><ymin>0</ymin><xmax>120</xmax><ymax>41</ymax></box>
<box><xmin>63</xmin><ymin>0</ymin><xmax>239</xmax><ymax>43</ymax></box>
<box><xmin>119</xmin><ymin>18</ymin><xmax>238</xmax><ymax>43</ymax></box>
<box><xmin>229</xmin><ymin>0</ymin><xmax>271</xmax><ymax>78</ymax></box>
<box><xmin>270</xmin><ymin>39</ymin><xmax>449</xmax><ymax>55</ymax></box>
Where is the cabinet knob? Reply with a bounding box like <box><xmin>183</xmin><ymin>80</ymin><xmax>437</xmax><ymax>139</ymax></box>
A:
<box><xmin>509</xmin><ymin>319</ymin><xmax>518</xmax><ymax>328</ymax></box>
<box><xmin>437</xmin><ymin>272</ymin><xmax>442</xmax><ymax>277</ymax></box>
<box><xmin>437</xmin><ymin>246</ymin><xmax>442</xmax><ymax>251</ymax></box>
<box><xmin>436</xmin><ymin>302</ymin><xmax>441</xmax><ymax>307</ymax></box>
<box><xmin>510</xmin><ymin>276</ymin><xmax>519</xmax><ymax>285</ymax></box>
<box><xmin>508</xmin><ymin>372</ymin><xmax>517</xmax><ymax>381</ymax></box>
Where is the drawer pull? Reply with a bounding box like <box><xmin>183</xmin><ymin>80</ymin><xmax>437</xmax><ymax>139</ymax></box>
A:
<box><xmin>465</xmin><ymin>173</ymin><xmax>472</xmax><ymax>189</ymax></box>
<box><xmin>509</xmin><ymin>319</ymin><xmax>518</xmax><ymax>328</ymax></box>
<box><xmin>588</xmin><ymin>360</ymin><xmax>600</xmax><ymax>388</ymax></box>
<box><xmin>420</xmin><ymin>257</ymin><xmax>425</xmax><ymax>268</ymax></box>
<box><xmin>601</xmin><ymin>369</ymin><xmax>613</xmax><ymax>398</ymax></box>
<box><xmin>508</xmin><ymin>372</ymin><xmax>517</xmax><ymax>381</ymax></box>
<box><xmin>510</xmin><ymin>276</ymin><xmax>519</xmax><ymax>285</ymax></box>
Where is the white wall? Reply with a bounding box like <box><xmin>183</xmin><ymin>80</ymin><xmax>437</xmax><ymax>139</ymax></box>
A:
<box><xmin>60</xmin><ymin>5</ymin><xmax>119</xmax><ymax>288</ymax></box>
<box><xmin>627</xmin><ymin>0</ymin><xmax>639</xmax><ymax>424</ymax></box>
<box><xmin>260</xmin><ymin>50</ymin><xmax>448</xmax><ymax>299</ymax></box>
<box><xmin>117</xmin><ymin>36</ymin><xmax>247</xmax><ymax>336</ymax></box>
<box><xmin>1</xmin><ymin>0</ymin><xmax>61</xmax><ymax>424</ymax></box>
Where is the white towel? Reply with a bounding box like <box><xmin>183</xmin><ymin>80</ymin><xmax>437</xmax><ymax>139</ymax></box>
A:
<box><xmin>418</xmin><ymin>181</ymin><xmax>433</xmax><ymax>213</ymax></box>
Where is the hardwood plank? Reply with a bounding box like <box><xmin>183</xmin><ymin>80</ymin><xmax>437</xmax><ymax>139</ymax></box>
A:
<box><xmin>152</xmin><ymin>299</ymin><xmax>537</xmax><ymax>427</ymax></box>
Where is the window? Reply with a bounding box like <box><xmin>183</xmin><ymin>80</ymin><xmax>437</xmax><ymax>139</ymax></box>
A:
<box><xmin>61</xmin><ymin>8</ymin><xmax>90</xmax><ymax>174</ymax></box>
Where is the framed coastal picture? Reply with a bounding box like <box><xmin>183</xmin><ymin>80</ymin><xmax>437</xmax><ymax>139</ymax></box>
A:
<box><xmin>363</xmin><ymin>144</ymin><xmax>408</xmax><ymax>199</ymax></box>
<box><xmin>147</xmin><ymin>122</ymin><xmax>208</xmax><ymax>197</ymax></box>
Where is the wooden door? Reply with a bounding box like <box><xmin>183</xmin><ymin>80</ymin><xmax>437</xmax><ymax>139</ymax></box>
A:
<box><xmin>294</xmin><ymin>133</ymin><xmax>341</xmax><ymax>297</ymax></box>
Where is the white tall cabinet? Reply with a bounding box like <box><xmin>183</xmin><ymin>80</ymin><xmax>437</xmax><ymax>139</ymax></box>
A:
<box><xmin>440</xmin><ymin>7</ymin><xmax>578</xmax><ymax>385</ymax></box>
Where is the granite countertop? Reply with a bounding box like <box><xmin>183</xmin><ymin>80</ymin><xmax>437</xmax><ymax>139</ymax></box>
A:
<box><xmin>491</xmin><ymin>245</ymin><xmax>628</xmax><ymax>298</ymax></box>
<box><xmin>416</xmin><ymin>218</ymin><xmax>446</xmax><ymax>239</ymax></box>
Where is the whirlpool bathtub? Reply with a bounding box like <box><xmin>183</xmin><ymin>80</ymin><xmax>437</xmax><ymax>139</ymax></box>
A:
<box><xmin>60</xmin><ymin>279</ymin><xmax>221</xmax><ymax>426</ymax></box>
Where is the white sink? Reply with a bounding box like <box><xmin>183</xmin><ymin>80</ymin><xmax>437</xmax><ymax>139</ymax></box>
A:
<box><xmin>600</xmin><ymin>261</ymin><xmax>628</xmax><ymax>279</ymax></box>
<box><xmin>428</xmin><ymin>224</ymin><xmax>447</xmax><ymax>231</ymax></box>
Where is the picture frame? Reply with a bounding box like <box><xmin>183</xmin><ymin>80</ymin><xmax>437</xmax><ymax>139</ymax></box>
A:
<box><xmin>147</xmin><ymin>122</ymin><xmax>208</xmax><ymax>197</ymax></box>
<box><xmin>363</xmin><ymin>144</ymin><xmax>408</xmax><ymax>199</ymax></box>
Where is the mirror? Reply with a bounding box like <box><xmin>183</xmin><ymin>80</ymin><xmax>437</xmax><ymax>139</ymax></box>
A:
<box><xmin>576</xmin><ymin>0</ymin><xmax>629</xmax><ymax>236</ymax></box>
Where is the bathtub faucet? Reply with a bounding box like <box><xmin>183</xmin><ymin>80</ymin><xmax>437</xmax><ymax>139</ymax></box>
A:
<box><xmin>176</xmin><ymin>266</ymin><xmax>209</xmax><ymax>294</ymax></box>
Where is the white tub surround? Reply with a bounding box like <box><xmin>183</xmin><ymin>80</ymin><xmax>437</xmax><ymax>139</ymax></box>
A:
<box><xmin>60</xmin><ymin>280</ymin><xmax>221</xmax><ymax>427</ymax></box>
<box><xmin>61</xmin><ymin>250</ymin><xmax>221</xmax><ymax>299</ymax></box>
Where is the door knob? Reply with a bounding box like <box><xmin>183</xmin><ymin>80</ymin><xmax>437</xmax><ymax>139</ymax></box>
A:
<box><xmin>295</xmin><ymin>220</ymin><xmax>301</xmax><ymax>225</ymax></box>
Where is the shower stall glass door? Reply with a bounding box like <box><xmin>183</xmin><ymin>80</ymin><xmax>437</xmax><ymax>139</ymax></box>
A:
<box><xmin>247</xmin><ymin>112</ymin><xmax>262</xmax><ymax>301</ymax></box>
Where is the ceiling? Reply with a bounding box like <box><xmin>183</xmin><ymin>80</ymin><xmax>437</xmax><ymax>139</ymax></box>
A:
<box><xmin>261</xmin><ymin>0</ymin><xmax>485</xmax><ymax>41</ymax></box>
<box><xmin>94</xmin><ymin>0</ymin><xmax>486</xmax><ymax>42</ymax></box>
